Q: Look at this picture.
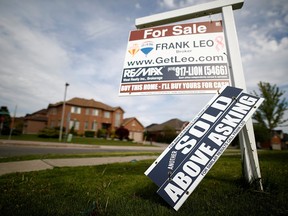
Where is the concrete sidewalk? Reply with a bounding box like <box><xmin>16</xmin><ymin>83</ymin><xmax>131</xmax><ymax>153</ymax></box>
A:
<box><xmin>0</xmin><ymin>155</ymin><xmax>158</xmax><ymax>176</ymax></box>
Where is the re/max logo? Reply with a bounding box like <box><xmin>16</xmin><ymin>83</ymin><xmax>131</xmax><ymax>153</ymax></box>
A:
<box><xmin>123</xmin><ymin>67</ymin><xmax>163</xmax><ymax>77</ymax></box>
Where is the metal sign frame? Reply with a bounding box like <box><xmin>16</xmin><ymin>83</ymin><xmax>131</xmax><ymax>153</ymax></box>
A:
<box><xmin>135</xmin><ymin>0</ymin><xmax>263</xmax><ymax>196</ymax></box>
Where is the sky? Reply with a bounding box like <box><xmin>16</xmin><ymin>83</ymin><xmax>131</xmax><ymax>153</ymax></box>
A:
<box><xmin>0</xmin><ymin>0</ymin><xmax>287</xmax><ymax>132</ymax></box>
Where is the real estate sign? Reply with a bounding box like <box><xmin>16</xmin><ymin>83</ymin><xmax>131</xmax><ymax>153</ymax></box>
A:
<box><xmin>144</xmin><ymin>86</ymin><xmax>264</xmax><ymax>210</ymax></box>
<box><xmin>119</xmin><ymin>21</ymin><xmax>230</xmax><ymax>96</ymax></box>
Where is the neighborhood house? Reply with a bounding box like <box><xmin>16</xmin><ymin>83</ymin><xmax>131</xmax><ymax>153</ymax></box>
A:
<box><xmin>23</xmin><ymin>98</ymin><xmax>144</xmax><ymax>142</ymax></box>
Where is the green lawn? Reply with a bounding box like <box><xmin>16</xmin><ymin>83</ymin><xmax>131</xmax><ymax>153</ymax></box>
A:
<box><xmin>0</xmin><ymin>134</ymin><xmax>151</xmax><ymax>146</ymax></box>
<box><xmin>0</xmin><ymin>151</ymin><xmax>287</xmax><ymax>216</ymax></box>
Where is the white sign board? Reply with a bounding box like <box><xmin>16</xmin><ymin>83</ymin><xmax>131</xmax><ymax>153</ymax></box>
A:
<box><xmin>145</xmin><ymin>86</ymin><xmax>264</xmax><ymax>210</ymax></box>
<box><xmin>119</xmin><ymin>21</ymin><xmax>231</xmax><ymax>96</ymax></box>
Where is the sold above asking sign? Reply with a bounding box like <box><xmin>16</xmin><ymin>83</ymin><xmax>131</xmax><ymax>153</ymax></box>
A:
<box><xmin>145</xmin><ymin>86</ymin><xmax>264</xmax><ymax>210</ymax></box>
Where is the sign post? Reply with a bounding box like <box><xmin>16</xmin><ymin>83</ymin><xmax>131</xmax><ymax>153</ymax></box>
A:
<box><xmin>134</xmin><ymin>0</ymin><xmax>262</xmax><ymax>188</ymax></box>
<box><xmin>119</xmin><ymin>0</ymin><xmax>263</xmax><ymax>210</ymax></box>
<box><xmin>221</xmin><ymin>4</ymin><xmax>262</xmax><ymax>189</ymax></box>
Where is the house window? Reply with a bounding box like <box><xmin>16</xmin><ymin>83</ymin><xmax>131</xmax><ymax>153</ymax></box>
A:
<box><xmin>69</xmin><ymin>119</ymin><xmax>80</xmax><ymax>130</ymax></box>
<box><xmin>50</xmin><ymin>121</ymin><xmax>55</xmax><ymax>128</ymax></box>
<box><xmin>92</xmin><ymin>121</ymin><xmax>97</xmax><ymax>131</ymax></box>
<box><xmin>75</xmin><ymin>121</ymin><xmax>80</xmax><ymax>130</ymax></box>
<box><xmin>92</xmin><ymin>109</ymin><xmax>99</xmax><ymax>116</ymax></box>
<box><xmin>85</xmin><ymin>108</ymin><xmax>90</xmax><ymax>115</ymax></box>
<box><xmin>104</xmin><ymin>111</ymin><xmax>110</xmax><ymax>118</ymax></box>
<box><xmin>84</xmin><ymin>121</ymin><xmax>89</xmax><ymax>130</ymax></box>
<box><xmin>115</xmin><ymin>113</ymin><xmax>121</xmax><ymax>127</ymax></box>
<box><xmin>50</xmin><ymin>108</ymin><xmax>57</xmax><ymax>115</ymax></box>
<box><xmin>71</xmin><ymin>106</ymin><xmax>81</xmax><ymax>114</ymax></box>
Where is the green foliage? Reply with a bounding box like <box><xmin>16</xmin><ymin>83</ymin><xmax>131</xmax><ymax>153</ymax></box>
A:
<box><xmin>0</xmin><ymin>134</ymin><xmax>142</xmax><ymax>146</ymax></box>
<box><xmin>0</xmin><ymin>106</ymin><xmax>11</xmax><ymax>135</ymax></box>
<box><xmin>84</xmin><ymin>130</ymin><xmax>95</xmax><ymax>138</ymax></box>
<box><xmin>253</xmin><ymin>123</ymin><xmax>271</xmax><ymax>143</ymax></box>
<box><xmin>69</xmin><ymin>126</ymin><xmax>78</xmax><ymax>136</ymax></box>
<box><xmin>115</xmin><ymin>126</ymin><xmax>129</xmax><ymax>140</ymax></box>
<box><xmin>0</xmin><ymin>151</ymin><xmax>287</xmax><ymax>215</ymax></box>
<box><xmin>252</xmin><ymin>82</ymin><xmax>288</xmax><ymax>132</ymax></box>
<box><xmin>38</xmin><ymin>127</ymin><xmax>61</xmax><ymax>138</ymax></box>
<box><xmin>97</xmin><ymin>128</ymin><xmax>107</xmax><ymax>138</ymax></box>
<box><xmin>156</xmin><ymin>126</ymin><xmax>177</xmax><ymax>144</ymax></box>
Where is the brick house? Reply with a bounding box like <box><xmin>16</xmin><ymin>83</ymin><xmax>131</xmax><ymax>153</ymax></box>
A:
<box><xmin>47</xmin><ymin>97</ymin><xmax>124</xmax><ymax>136</ymax></box>
<box><xmin>145</xmin><ymin>118</ymin><xmax>189</xmax><ymax>143</ymax></box>
<box><xmin>22</xmin><ymin>97</ymin><xmax>145</xmax><ymax>142</ymax></box>
<box><xmin>23</xmin><ymin>109</ymin><xmax>48</xmax><ymax>134</ymax></box>
<box><xmin>122</xmin><ymin>117</ymin><xmax>145</xmax><ymax>142</ymax></box>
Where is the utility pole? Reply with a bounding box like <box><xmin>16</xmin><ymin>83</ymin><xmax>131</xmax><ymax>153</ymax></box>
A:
<box><xmin>59</xmin><ymin>83</ymin><xmax>69</xmax><ymax>142</ymax></box>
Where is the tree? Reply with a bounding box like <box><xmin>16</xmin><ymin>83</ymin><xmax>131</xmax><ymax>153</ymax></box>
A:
<box><xmin>0</xmin><ymin>106</ymin><xmax>11</xmax><ymax>135</ymax></box>
<box><xmin>252</xmin><ymin>82</ymin><xmax>288</xmax><ymax>137</ymax></box>
<box><xmin>161</xmin><ymin>125</ymin><xmax>177</xmax><ymax>144</ymax></box>
<box><xmin>115</xmin><ymin>126</ymin><xmax>129</xmax><ymax>140</ymax></box>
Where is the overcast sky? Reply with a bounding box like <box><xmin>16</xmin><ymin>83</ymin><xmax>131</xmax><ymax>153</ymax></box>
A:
<box><xmin>0</xmin><ymin>0</ymin><xmax>287</xmax><ymax>132</ymax></box>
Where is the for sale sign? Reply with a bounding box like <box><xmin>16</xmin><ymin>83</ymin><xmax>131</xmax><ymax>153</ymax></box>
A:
<box><xmin>145</xmin><ymin>86</ymin><xmax>264</xmax><ymax>210</ymax></box>
<box><xmin>119</xmin><ymin>21</ymin><xmax>230</xmax><ymax>96</ymax></box>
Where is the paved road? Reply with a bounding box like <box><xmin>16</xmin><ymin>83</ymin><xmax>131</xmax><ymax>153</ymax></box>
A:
<box><xmin>0</xmin><ymin>140</ymin><xmax>164</xmax><ymax>176</ymax></box>
<box><xmin>0</xmin><ymin>144</ymin><xmax>146</xmax><ymax>157</ymax></box>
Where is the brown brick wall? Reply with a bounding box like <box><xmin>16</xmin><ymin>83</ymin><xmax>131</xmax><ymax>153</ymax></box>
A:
<box><xmin>23</xmin><ymin>120</ymin><xmax>47</xmax><ymax>134</ymax></box>
<box><xmin>47</xmin><ymin>104</ymin><xmax>124</xmax><ymax>135</ymax></box>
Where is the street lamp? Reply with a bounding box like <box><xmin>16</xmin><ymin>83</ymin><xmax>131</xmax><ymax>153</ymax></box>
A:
<box><xmin>59</xmin><ymin>83</ymin><xmax>69</xmax><ymax>142</ymax></box>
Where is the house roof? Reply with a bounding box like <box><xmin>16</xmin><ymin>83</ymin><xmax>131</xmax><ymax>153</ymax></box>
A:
<box><xmin>25</xmin><ymin>116</ymin><xmax>48</xmax><ymax>121</ymax></box>
<box><xmin>146</xmin><ymin>118</ymin><xmax>188</xmax><ymax>132</ymax></box>
<box><xmin>24</xmin><ymin>108</ymin><xmax>48</xmax><ymax>121</ymax></box>
<box><xmin>49</xmin><ymin>97</ymin><xmax>124</xmax><ymax>112</ymax></box>
<box><xmin>122</xmin><ymin>117</ymin><xmax>144</xmax><ymax>128</ymax></box>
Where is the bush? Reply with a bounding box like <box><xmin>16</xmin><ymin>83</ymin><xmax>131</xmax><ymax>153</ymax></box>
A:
<box><xmin>84</xmin><ymin>130</ymin><xmax>95</xmax><ymax>138</ymax></box>
<box><xmin>38</xmin><ymin>127</ymin><xmax>60</xmax><ymax>138</ymax></box>
<box><xmin>97</xmin><ymin>129</ymin><xmax>107</xmax><ymax>138</ymax></box>
<box><xmin>115</xmin><ymin>126</ymin><xmax>129</xmax><ymax>140</ymax></box>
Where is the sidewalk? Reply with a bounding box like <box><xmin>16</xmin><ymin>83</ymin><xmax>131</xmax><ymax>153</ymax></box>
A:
<box><xmin>0</xmin><ymin>155</ymin><xmax>158</xmax><ymax>176</ymax></box>
<box><xmin>0</xmin><ymin>140</ymin><xmax>166</xmax><ymax>176</ymax></box>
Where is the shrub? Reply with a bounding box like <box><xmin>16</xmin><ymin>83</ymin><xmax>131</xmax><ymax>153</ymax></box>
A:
<box><xmin>115</xmin><ymin>126</ymin><xmax>129</xmax><ymax>140</ymax></box>
<box><xmin>97</xmin><ymin>129</ymin><xmax>107</xmax><ymax>138</ymax></box>
<box><xmin>38</xmin><ymin>127</ymin><xmax>60</xmax><ymax>138</ymax></box>
<box><xmin>84</xmin><ymin>130</ymin><xmax>95</xmax><ymax>137</ymax></box>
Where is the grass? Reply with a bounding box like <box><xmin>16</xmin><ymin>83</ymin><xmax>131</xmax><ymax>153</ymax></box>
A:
<box><xmin>0</xmin><ymin>148</ymin><xmax>239</xmax><ymax>163</ymax></box>
<box><xmin>0</xmin><ymin>150</ymin><xmax>287</xmax><ymax>215</ymax></box>
<box><xmin>0</xmin><ymin>134</ymin><xmax>152</xmax><ymax>146</ymax></box>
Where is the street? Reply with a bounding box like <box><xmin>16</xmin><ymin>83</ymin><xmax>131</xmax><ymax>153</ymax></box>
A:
<box><xmin>0</xmin><ymin>144</ymin><xmax>108</xmax><ymax>157</ymax></box>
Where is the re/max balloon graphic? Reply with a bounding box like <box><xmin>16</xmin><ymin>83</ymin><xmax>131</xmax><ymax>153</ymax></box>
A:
<box><xmin>141</xmin><ymin>41</ymin><xmax>154</xmax><ymax>56</ymax></box>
